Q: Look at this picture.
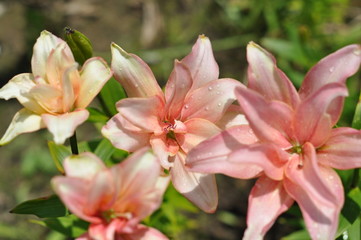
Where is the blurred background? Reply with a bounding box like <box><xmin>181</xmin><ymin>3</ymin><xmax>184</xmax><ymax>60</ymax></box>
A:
<box><xmin>0</xmin><ymin>0</ymin><xmax>360</xmax><ymax>239</ymax></box>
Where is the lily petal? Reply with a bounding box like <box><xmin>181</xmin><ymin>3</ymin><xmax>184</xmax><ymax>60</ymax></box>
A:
<box><xmin>31</xmin><ymin>30</ymin><xmax>71</xmax><ymax>79</ymax></box>
<box><xmin>171</xmin><ymin>152</ymin><xmax>218</xmax><ymax>213</ymax></box>
<box><xmin>111</xmin><ymin>43</ymin><xmax>163</xmax><ymax>98</ymax></box>
<box><xmin>284</xmin><ymin>143</ymin><xmax>341</xmax><ymax>240</ymax></box>
<box><xmin>102</xmin><ymin>114</ymin><xmax>151</xmax><ymax>152</ymax></box>
<box><xmin>0</xmin><ymin>73</ymin><xmax>45</xmax><ymax>114</ymax></box>
<box><xmin>0</xmin><ymin>108</ymin><xmax>44</xmax><ymax>145</ymax></box>
<box><xmin>186</xmin><ymin>125</ymin><xmax>262</xmax><ymax>179</ymax></box>
<box><xmin>177</xmin><ymin>118</ymin><xmax>221</xmax><ymax>153</ymax></box>
<box><xmin>164</xmin><ymin>60</ymin><xmax>192</xmax><ymax>120</ymax></box>
<box><xmin>243</xmin><ymin>176</ymin><xmax>294</xmax><ymax>240</ymax></box>
<box><xmin>181</xmin><ymin>35</ymin><xmax>219</xmax><ymax>90</ymax></box>
<box><xmin>294</xmin><ymin>83</ymin><xmax>348</xmax><ymax>147</ymax></box>
<box><xmin>117</xmin><ymin>96</ymin><xmax>164</xmax><ymax>133</ymax></box>
<box><xmin>299</xmin><ymin>44</ymin><xmax>361</xmax><ymax>100</ymax></box>
<box><xmin>235</xmin><ymin>86</ymin><xmax>293</xmax><ymax>148</ymax></box>
<box><xmin>215</xmin><ymin>104</ymin><xmax>248</xmax><ymax>129</ymax></box>
<box><xmin>125</xmin><ymin>224</ymin><xmax>169</xmax><ymax>240</ymax></box>
<box><xmin>76</xmin><ymin>57</ymin><xmax>113</xmax><ymax>108</ymax></box>
<box><xmin>63</xmin><ymin>153</ymin><xmax>106</xmax><ymax>180</ymax></box>
<box><xmin>42</xmin><ymin>109</ymin><xmax>89</xmax><ymax>144</ymax></box>
<box><xmin>181</xmin><ymin>78</ymin><xmax>243</xmax><ymax>122</ymax></box>
<box><xmin>29</xmin><ymin>83</ymin><xmax>63</xmax><ymax>114</ymax></box>
<box><xmin>150</xmin><ymin>134</ymin><xmax>179</xmax><ymax>170</ymax></box>
<box><xmin>317</xmin><ymin>127</ymin><xmax>361</xmax><ymax>169</ymax></box>
<box><xmin>247</xmin><ymin>42</ymin><xmax>299</xmax><ymax>108</ymax></box>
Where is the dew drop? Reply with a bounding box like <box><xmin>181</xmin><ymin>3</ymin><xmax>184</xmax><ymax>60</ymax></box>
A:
<box><xmin>134</xmin><ymin>84</ymin><xmax>139</xmax><ymax>88</ymax></box>
<box><xmin>208</xmin><ymin>86</ymin><xmax>213</xmax><ymax>91</ymax></box>
<box><xmin>184</xmin><ymin>105</ymin><xmax>189</xmax><ymax>109</ymax></box>
<box><xmin>217</xmin><ymin>102</ymin><xmax>222</xmax><ymax>107</ymax></box>
<box><xmin>342</xmin><ymin>230</ymin><xmax>349</xmax><ymax>240</ymax></box>
<box><xmin>353</xmin><ymin>48</ymin><xmax>361</xmax><ymax>56</ymax></box>
<box><xmin>205</xmin><ymin>106</ymin><xmax>209</xmax><ymax>111</ymax></box>
<box><xmin>329</xmin><ymin>67</ymin><xmax>335</xmax><ymax>73</ymax></box>
<box><xmin>216</xmin><ymin>84</ymin><xmax>220</xmax><ymax>88</ymax></box>
<box><xmin>216</xmin><ymin>91</ymin><xmax>220</xmax><ymax>95</ymax></box>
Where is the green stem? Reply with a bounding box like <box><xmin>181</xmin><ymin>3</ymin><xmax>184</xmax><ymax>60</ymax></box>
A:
<box><xmin>351</xmin><ymin>168</ymin><xmax>360</xmax><ymax>189</ymax></box>
<box><xmin>69</xmin><ymin>132</ymin><xmax>79</xmax><ymax>155</ymax></box>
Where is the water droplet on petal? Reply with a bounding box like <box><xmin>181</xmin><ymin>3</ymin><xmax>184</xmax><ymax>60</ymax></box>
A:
<box><xmin>184</xmin><ymin>105</ymin><xmax>189</xmax><ymax>109</ymax></box>
<box><xmin>353</xmin><ymin>48</ymin><xmax>361</xmax><ymax>56</ymax></box>
<box><xmin>329</xmin><ymin>67</ymin><xmax>335</xmax><ymax>73</ymax></box>
<box><xmin>217</xmin><ymin>102</ymin><xmax>222</xmax><ymax>107</ymax></box>
<box><xmin>204</xmin><ymin>106</ymin><xmax>209</xmax><ymax>111</ymax></box>
<box><xmin>216</xmin><ymin>91</ymin><xmax>220</xmax><ymax>95</ymax></box>
<box><xmin>134</xmin><ymin>84</ymin><xmax>139</xmax><ymax>88</ymax></box>
<box><xmin>208</xmin><ymin>86</ymin><xmax>213</xmax><ymax>91</ymax></box>
<box><xmin>216</xmin><ymin>84</ymin><xmax>220</xmax><ymax>88</ymax></box>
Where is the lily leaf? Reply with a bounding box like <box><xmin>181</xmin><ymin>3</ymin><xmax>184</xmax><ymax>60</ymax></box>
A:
<box><xmin>10</xmin><ymin>195</ymin><xmax>67</xmax><ymax>218</ymax></box>
<box><xmin>99</xmin><ymin>77</ymin><xmax>127</xmax><ymax>117</ymax></box>
<box><xmin>48</xmin><ymin>141</ymin><xmax>72</xmax><ymax>174</ymax></box>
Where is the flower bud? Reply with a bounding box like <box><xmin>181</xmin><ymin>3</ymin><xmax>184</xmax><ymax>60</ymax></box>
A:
<box><xmin>64</xmin><ymin>27</ymin><xmax>93</xmax><ymax>65</ymax></box>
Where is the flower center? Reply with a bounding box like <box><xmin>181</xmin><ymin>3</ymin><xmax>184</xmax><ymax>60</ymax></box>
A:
<box><xmin>163</xmin><ymin>121</ymin><xmax>177</xmax><ymax>140</ymax></box>
<box><xmin>288</xmin><ymin>144</ymin><xmax>304</xmax><ymax>168</ymax></box>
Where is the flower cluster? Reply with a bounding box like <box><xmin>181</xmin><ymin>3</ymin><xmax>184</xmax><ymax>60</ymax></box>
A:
<box><xmin>1</xmin><ymin>29</ymin><xmax>360</xmax><ymax>240</ymax></box>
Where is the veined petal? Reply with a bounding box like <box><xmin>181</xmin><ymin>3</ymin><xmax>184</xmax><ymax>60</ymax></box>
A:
<box><xmin>299</xmin><ymin>44</ymin><xmax>361</xmax><ymax>100</ymax></box>
<box><xmin>117</xmin><ymin>96</ymin><xmax>164</xmax><ymax>133</ymax></box>
<box><xmin>29</xmin><ymin>83</ymin><xmax>63</xmax><ymax>114</ymax></box>
<box><xmin>294</xmin><ymin>83</ymin><xmax>348</xmax><ymax>147</ymax></box>
<box><xmin>235</xmin><ymin>86</ymin><xmax>293</xmax><ymax>148</ymax></box>
<box><xmin>63</xmin><ymin>153</ymin><xmax>106</xmax><ymax>180</ymax></box>
<box><xmin>164</xmin><ymin>60</ymin><xmax>192</xmax><ymax>120</ymax></box>
<box><xmin>171</xmin><ymin>153</ymin><xmax>218</xmax><ymax>213</ymax></box>
<box><xmin>150</xmin><ymin>134</ymin><xmax>179</xmax><ymax>170</ymax></box>
<box><xmin>31</xmin><ymin>30</ymin><xmax>71</xmax><ymax>79</ymax></box>
<box><xmin>102</xmin><ymin>114</ymin><xmax>151</xmax><ymax>152</ymax></box>
<box><xmin>243</xmin><ymin>176</ymin><xmax>294</xmax><ymax>240</ymax></box>
<box><xmin>186</xmin><ymin>125</ymin><xmax>262</xmax><ymax>179</ymax></box>
<box><xmin>111</xmin><ymin>43</ymin><xmax>163</xmax><ymax>98</ymax></box>
<box><xmin>215</xmin><ymin>104</ymin><xmax>248</xmax><ymax>130</ymax></box>
<box><xmin>124</xmin><ymin>224</ymin><xmax>168</xmax><ymax>240</ymax></box>
<box><xmin>0</xmin><ymin>73</ymin><xmax>45</xmax><ymax>114</ymax></box>
<box><xmin>42</xmin><ymin>109</ymin><xmax>89</xmax><ymax>144</ymax></box>
<box><xmin>177</xmin><ymin>118</ymin><xmax>221</xmax><ymax>153</ymax></box>
<box><xmin>228</xmin><ymin>143</ymin><xmax>286</xmax><ymax>181</ymax></box>
<box><xmin>62</xmin><ymin>64</ymin><xmax>78</xmax><ymax>112</ymax></box>
<box><xmin>247</xmin><ymin>42</ymin><xmax>300</xmax><ymax>108</ymax></box>
<box><xmin>0</xmin><ymin>108</ymin><xmax>44</xmax><ymax>145</ymax></box>
<box><xmin>181</xmin><ymin>78</ymin><xmax>243</xmax><ymax>122</ymax></box>
<box><xmin>77</xmin><ymin>57</ymin><xmax>112</xmax><ymax>108</ymax></box>
<box><xmin>317</xmin><ymin>127</ymin><xmax>361</xmax><ymax>169</ymax></box>
<box><xmin>284</xmin><ymin>143</ymin><xmax>341</xmax><ymax>240</ymax></box>
<box><xmin>52</xmin><ymin>176</ymin><xmax>101</xmax><ymax>223</ymax></box>
<box><xmin>181</xmin><ymin>35</ymin><xmax>219</xmax><ymax>90</ymax></box>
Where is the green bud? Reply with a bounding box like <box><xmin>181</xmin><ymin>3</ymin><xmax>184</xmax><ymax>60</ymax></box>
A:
<box><xmin>64</xmin><ymin>27</ymin><xmax>93</xmax><ymax>65</ymax></box>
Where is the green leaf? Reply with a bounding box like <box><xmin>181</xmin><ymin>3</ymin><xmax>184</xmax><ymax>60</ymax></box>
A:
<box><xmin>94</xmin><ymin>138</ymin><xmax>115</xmax><ymax>163</ymax></box>
<box><xmin>32</xmin><ymin>214</ymin><xmax>89</xmax><ymax>238</ymax></box>
<box><xmin>48</xmin><ymin>141</ymin><xmax>72</xmax><ymax>174</ymax></box>
<box><xmin>352</xmin><ymin>100</ymin><xmax>361</xmax><ymax>130</ymax></box>
<box><xmin>281</xmin><ymin>229</ymin><xmax>310</xmax><ymax>240</ymax></box>
<box><xmin>86</xmin><ymin>107</ymin><xmax>109</xmax><ymax>123</ymax></box>
<box><xmin>10</xmin><ymin>195</ymin><xmax>67</xmax><ymax>218</ymax></box>
<box><xmin>99</xmin><ymin>77</ymin><xmax>127</xmax><ymax>116</ymax></box>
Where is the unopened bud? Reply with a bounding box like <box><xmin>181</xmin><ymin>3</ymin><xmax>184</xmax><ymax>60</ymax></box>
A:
<box><xmin>64</xmin><ymin>27</ymin><xmax>93</xmax><ymax>65</ymax></box>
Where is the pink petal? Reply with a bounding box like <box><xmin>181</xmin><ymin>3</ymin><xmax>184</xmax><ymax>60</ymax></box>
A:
<box><xmin>87</xmin><ymin>219</ymin><xmax>127</xmax><ymax>240</ymax></box>
<box><xmin>0</xmin><ymin>73</ymin><xmax>45</xmax><ymax>114</ymax></box>
<box><xmin>0</xmin><ymin>108</ymin><xmax>44</xmax><ymax>145</ymax></box>
<box><xmin>181</xmin><ymin>35</ymin><xmax>219</xmax><ymax>90</ymax></box>
<box><xmin>317</xmin><ymin>127</ymin><xmax>361</xmax><ymax>169</ymax></box>
<box><xmin>171</xmin><ymin>152</ymin><xmax>218</xmax><ymax>213</ymax></box>
<box><xmin>52</xmin><ymin>176</ymin><xmax>101</xmax><ymax>223</ymax></box>
<box><xmin>112</xmin><ymin>148</ymin><xmax>168</xmax><ymax>219</ymax></box>
<box><xmin>235</xmin><ymin>86</ymin><xmax>293</xmax><ymax>148</ymax></box>
<box><xmin>42</xmin><ymin>109</ymin><xmax>89</xmax><ymax>144</ymax></box>
<box><xmin>294</xmin><ymin>83</ymin><xmax>348</xmax><ymax>147</ymax></box>
<box><xmin>180</xmin><ymin>78</ymin><xmax>243</xmax><ymax>122</ymax></box>
<box><xmin>63</xmin><ymin>153</ymin><xmax>106</xmax><ymax>180</ymax></box>
<box><xmin>186</xmin><ymin>125</ymin><xmax>262</xmax><ymax>179</ymax></box>
<box><xmin>111</xmin><ymin>43</ymin><xmax>163</xmax><ymax>98</ymax></box>
<box><xmin>228</xmin><ymin>143</ymin><xmax>286</xmax><ymax>181</ymax></box>
<box><xmin>177</xmin><ymin>118</ymin><xmax>221</xmax><ymax>153</ymax></box>
<box><xmin>102</xmin><ymin>114</ymin><xmax>151</xmax><ymax>152</ymax></box>
<box><xmin>122</xmin><ymin>224</ymin><xmax>168</xmax><ymax>240</ymax></box>
<box><xmin>246</xmin><ymin>42</ymin><xmax>299</xmax><ymax>108</ymax></box>
<box><xmin>117</xmin><ymin>96</ymin><xmax>164</xmax><ymax>134</ymax></box>
<box><xmin>164</xmin><ymin>61</ymin><xmax>192</xmax><ymax>120</ymax></box>
<box><xmin>31</xmin><ymin>31</ymin><xmax>71</xmax><ymax>79</ymax></box>
<box><xmin>29</xmin><ymin>83</ymin><xmax>63</xmax><ymax>114</ymax></box>
<box><xmin>76</xmin><ymin>57</ymin><xmax>113</xmax><ymax>108</ymax></box>
<box><xmin>299</xmin><ymin>44</ymin><xmax>361</xmax><ymax>100</ymax></box>
<box><xmin>243</xmin><ymin>176</ymin><xmax>294</xmax><ymax>240</ymax></box>
<box><xmin>150</xmin><ymin>134</ymin><xmax>179</xmax><ymax>169</ymax></box>
<box><xmin>284</xmin><ymin>143</ymin><xmax>342</xmax><ymax>240</ymax></box>
<box><xmin>215</xmin><ymin>104</ymin><xmax>248</xmax><ymax>130</ymax></box>
<box><xmin>61</xmin><ymin>64</ymin><xmax>78</xmax><ymax>112</ymax></box>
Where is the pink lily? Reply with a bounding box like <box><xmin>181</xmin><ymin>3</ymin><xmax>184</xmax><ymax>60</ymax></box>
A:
<box><xmin>187</xmin><ymin>42</ymin><xmax>361</xmax><ymax>239</ymax></box>
<box><xmin>0</xmin><ymin>30</ymin><xmax>112</xmax><ymax>145</ymax></box>
<box><xmin>102</xmin><ymin>35</ymin><xmax>245</xmax><ymax>212</ymax></box>
<box><xmin>52</xmin><ymin>148</ymin><xmax>169</xmax><ymax>240</ymax></box>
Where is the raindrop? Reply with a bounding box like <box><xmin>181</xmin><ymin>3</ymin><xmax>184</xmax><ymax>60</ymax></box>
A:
<box><xmin>216</xmin><ymin>91</ymin><xmax>220</xmax><ymax>95</ymax></box>
<box><xmin>208</xmin><ymin>86</ymin><xmax>213</xmax><ymax>91</ymax></box>
<box><xmin>204</xmin><ymin>106</ymin><xmax>209</xmax><ymax>111</ymax></box>
<box><xmin>353</xmin><ymin>48</ymin><xmax>361</xmax><ymax>56</ymax></box>
<box><xmin>329</xmin><ymin>67</ymin><xmax>335</xmax><ymax>73</ymax></box>
<box><xmin>184</xmin><ymin>105</ymin><xmax>189</xmax><ymax>109</ymax></box>
<box><xmin>217</xmin><ymin>102</ymin><xmax>222</xmax><ymax>107</ymax></box>
<box><xmin>342</xmin><ymin>230</ymin><xmax>349</xmax><ymax>240</ymax></box>
<box><xmin>216</xmin><ymin>84</ymin><xmax>220</xmax><ymax>88</ymax></box>
<box><xmin>134</xmin><ymin>84</ymin><xmax>139</xmax><ymax>88</ymax></box>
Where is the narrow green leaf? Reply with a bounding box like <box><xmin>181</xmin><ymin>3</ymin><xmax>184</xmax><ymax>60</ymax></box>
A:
<box><xmin>10</xmin><ymin>195</ymin><xmax>67</xmax><ymax>218</ymax></box>
<box><xmin>281</xmin><ymin>229</ymin><xmax>310</xmax><ymax>240</ymax></box>
<box><xmin>33</xmin><ymin>215</ymin><xmax>89</xmax><ymax>238</ymax></box>
<box><xmin>99</xmin><ymin>77</ymin><xmax>127</xmax><ymax>116</ymax></box>
<box><xmin>347</xmin><ymin>216</ymin><xmax>361</xmax><ymax>240</ymax></box>
<box><xmin>352</xmin><ymin>100</ymin><xmax>361</xmax><ymax>130</ymax></box>
<box><xmin>94</xmin><ymin>138</ymin><xmax>115</xmax><ymax>163</ymax></box>
<box><xmin>48</xmin><ymin>141</ymin><xmax>72</xmax><ymax>174</ymax></box>
<box><xmin>86</xmin><ymin>107</ymin><xmax>109</xmax><ymax>123</ymax></box>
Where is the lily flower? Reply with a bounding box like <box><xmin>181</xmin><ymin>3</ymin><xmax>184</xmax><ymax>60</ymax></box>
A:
<box><xmin>102</xmin><ymin>35</ymin><xmax>245</xmax><ymax>212</ymax></box>
<box><xmin>0</xmin><ymin>30</ymin><xmax>112</xmax><ymax>145</ymax></box>
<box><xmin>52</xmin><ymin>148</ymin><xmax>169</xmax><ymax>240</ymax></box>
<box><xmin>187</xmin><ymin>42</ymin><xmax>361</xmax><ymax>239</ymax></box>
